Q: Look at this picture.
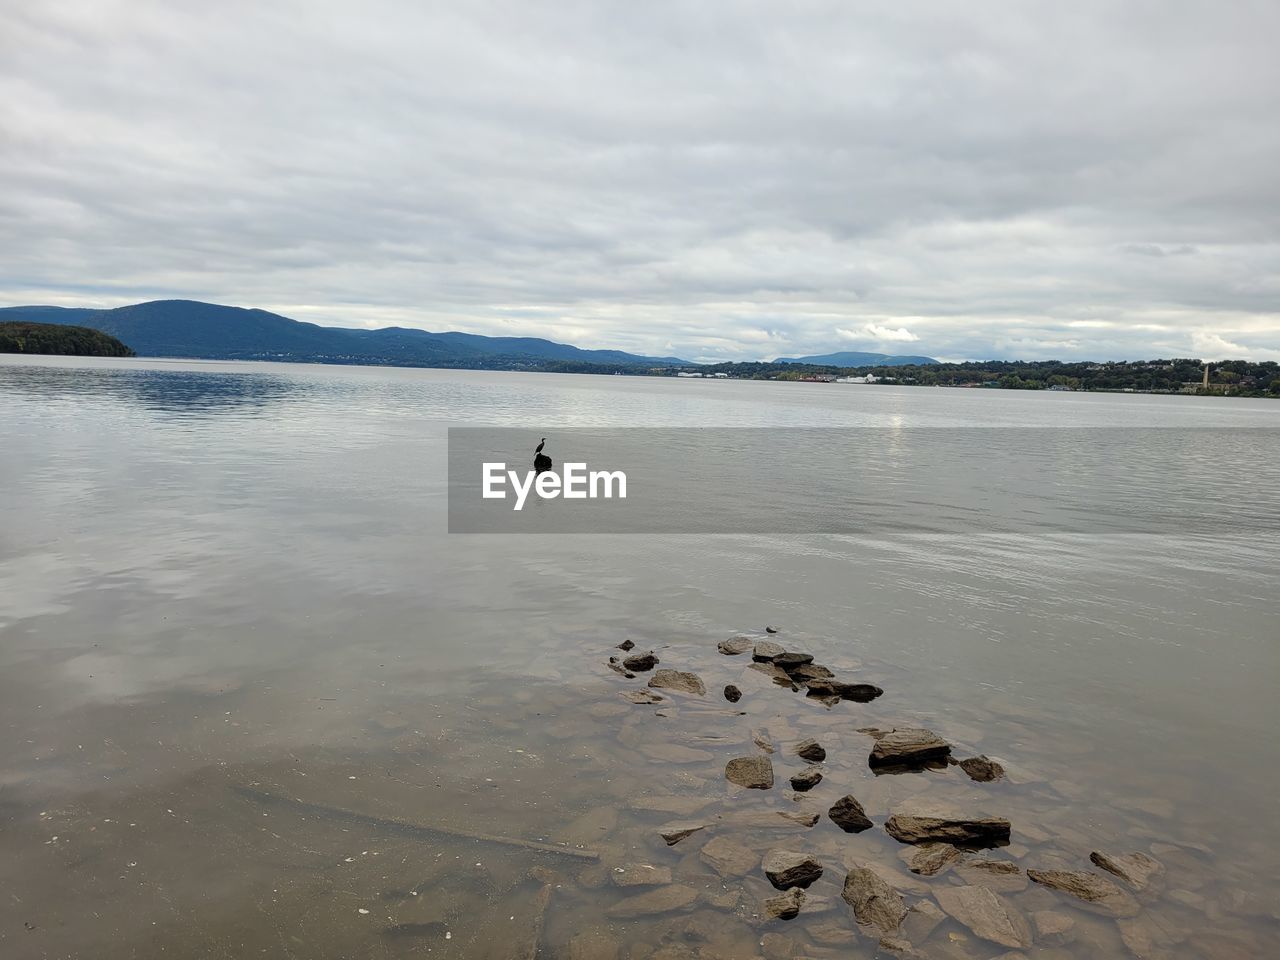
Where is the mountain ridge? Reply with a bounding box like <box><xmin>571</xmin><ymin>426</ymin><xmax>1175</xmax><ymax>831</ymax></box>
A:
<box><xmin>774</xmin><ymin>350</ymin><xmax>939</xmax><ymax>366</ymax></box>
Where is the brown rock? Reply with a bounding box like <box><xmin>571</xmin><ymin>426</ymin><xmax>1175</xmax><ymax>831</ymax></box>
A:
<box><xmin>623</xmin><ymin>651</ymin><xmax>659</xmax><ymax>671</ymax></box>
<box><xmin>760</xmin><ymin>932</ymin><xmax>796</xmax><ymax>960</ymax></box>
<box><xmin>1089</xmin><ymin>850</ymin><xmax>1163</xmax><ymax>890</ymax></box>
<box><xmin>805</xmin><ymin>680</ymin><xmax>884</xmax><ymax>703</ymax></box>
<box><xmin>773</xmin><ymin>652</ymin><xmax>814</xmax><ymax>670</ymax></box>
<box><xmin>954</xmin><ymin>858</ymin><xmax>1027</xmax><ymax>892</ymax></box>
<box><xmin>751</xmin><ymin>728</ymin><xmax>775</xmax><ymax>753</ymax></box>
<box><xmin>901</xmin><ymin>899</ymin><xmax>945</xmax><ymax>941</ymax></box>
<box><xmin>566</xmin><ymin>928</ymin><xmax>621</xmax><ymax>960</ymax></box>
<box><xmin>763</xmin><ymin>850</ymin><xmax>823</xmax><ymax>890</ymax></box>
<box><xmin>763</xmin><ymin>887</ymin><xmax>806</xmax><ymax>920</ymax></box>
<box><xmin>658</xmin><ymin>821</ymin><xmax>707</xmax><ymax>846</ymax></box>
<box><xmin>794</xmin><ymin>738</ymin><xmax>826</xmax><ymax>762</ymax></box>
<box><xmin>935</xmin><ymin>885</ymin><xmax>1032</xmax><ymax>949</ymax></box>
<box><xmin>723</xmin><ymin>684</ymin><xmax>742</xmax><ymax>703</ymax></box>
<box><xmin>753</xmin><ymin>640</ymin><xmax>786</xmax><ymax>662</ymax></box>
<box><xmin>725</xmin><ymin>755</ymin><xmax>774</xmax><ymax>789</ymax></box>
<box><xmin>617</xmin><ymin>639</ymin><xmax>636</xmax><ymax>651</ymax></box>
<box><xmin>621</xmin><ymin>689</ymin><xmax>664</xmax><ymax>704</ymax></box>
<box><xmin>828</xmin><ymin>795</ymin><xmax>873</xmax><ymax>833</ymax></box>
<box><xmin>789</xmin><ymin>765</ymin><xmax>823</xmax><ymax>791</ymax></box>
<box><xmin>647</xmin><ymin>669</ymin><xmax>706</xmax><ymax>696</ymax></box>
<box><xmin>776</xmin><ymin>810</ymin><xmax>820</xmax><ymax>828</ymax></box>
<box><xmin>840</xmin><ymin>867</ymin><xmax>906</xmax><ymax>933</ymax></box>
<box><xmin>1026</xmin><ymin>869</ymin><xmax>1140</xmax><ymax>917</ymax></box>
<box><xmin>789</xmin><ymin>663</ymin><xmax>835</xmax><ymax>681</ymax></box>
<box><xmin>869</xmin><ymin>728</ymin><xmax>952</xmax><ymax>767</ymax></box>
<box><xmin>958</xmin><ymin>755</ymin><xmax>1005</xmax><ymax>782</ymax></box>
<box><xmin>604</xmin><ymin>884</ymin><xmax>699</xmax><ymax>918</ymax></box>
<box><xmin>717</xmin><ymin>636</ymin><xmax>753</xmax><ymax>655</ymax></box>
<box><xmin>611</xmin><ymin>864</ymin><xmax>673</xmax><ymax>887</ymax></box>
<box><xmin>1031</xmin><ymin>910</ymin><xmax>1076</xmax><ymax>945</ymax></box>
<box><xmin>885</xmin><ymin>810</ymin><xmax>1010</xmax><ymax>846</ymax></box>
<box><xmin>903</xmin><ymin>842</ymin><xmax>961</xmax><ymax>876</ymax></box>
<box><xmin>699</xmin><ymin>835</ymin><xmax>757</xmax><ymax>877</ymax></box>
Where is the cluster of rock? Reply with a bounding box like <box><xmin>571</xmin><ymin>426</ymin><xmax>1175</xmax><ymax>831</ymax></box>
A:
<box><xmin>602</xmin><ymin>629</ymin><xmax>1166</xmax><ymax>956</ymax></box>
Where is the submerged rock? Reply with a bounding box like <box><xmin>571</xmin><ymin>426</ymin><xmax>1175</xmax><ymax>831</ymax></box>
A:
<box><xmin>753</xmin><ymin>640</ymin><xmax>786</xmax><ymax>662</ymax></box>
<box><xmin>789</xmin><ymin>765</ymin><xmax>823</xmax><ymax>792</ymax></box>
<box><xmin>622</xmin><ymin>651</ymin><xmax>659</xmax><ymax>672</ymax></box>
<box><xmin>620</xmin><ymin>689</ymin><xmax>665</xmax><ymax>704</ymax></box>
<box><xmin>1031</xmin><ymin>910</ymin><xmax>1076</xmax><ymax>945</ymax></box>
<box><xmin>953</xmin><ymin>858</ymin><xmax>1027</xmax><ymax>892</ymax></box>
<box><xmin>902</xmin><ymin>900</ymin><xmax>946</xmax><ymax>942</ymax></box>
<box><xmin>903</xmin><ymin>842</ymin><xmax>962</xmax><ymax>876</ymax></box>
<box><xmin>934</xmin><ymin>885</ymin><xmax>1032</xmax><ymax>949</ymax></box>
<box><xmin>840</xmin><ymin>867</ymin><xmax>906</xmax><ymax>933</ymax></box>
<box><xmin>828</xmin><ymin>795</ymin><xmax>874</xmax><ymax>833</ymax></box>
<box><xmin>805</xmin><ymin>680</ymin><xmax>884</xmax><ymax>703</ymax></box>
<box><xmin>700</xmin><ymin>835</ymin><xmax>757</xmax><ymax>878</ymax></box>
<box><xmin>647</xmin><ymin>669</ymin><xmax>706</xmax><ymax>696</ymax></box>
<box><xmin>885</xmin><ymin>809</ymin><xmax>1010</xmax><ymax>846</ymax></box>
<box><xmin>718</xmin><ymin>636</ymin><xmax>753</xmax><ymax>655</ymax></box>
<box><xmin>1026</xmin><ymin>869</ymin><xmax>1140</xmax><ymax>917</ymax></box>
<box><xmin>788</xmin><ymin>663</ymin><xmax>835</xmax><ymax>682</ymax></box>
<box><xmin>795</xmin><ymin>738</ymin><xmax>826</xmax><ymax>762</ymax></box>
<box><xmin>869</xmin><ymin>728</ymin><xmax>952</xmax><ymax>767</ymax></box>
<box><xmin>748</xmin><ymin>661</ymin><xmax>799</xmax><ymax>689</ymax></box>
<box><xmin>777</xmin><ymin>810</ymin><xmax>820</xmax><ymax>828</ymax></box>
<box><xmin>658</xmin><ymin>821</ymin><xmax>707</xmax><ymax>846</ymax></box>
<box><xmin>606</xmin><ymin>658</ymin><xmax>636</xmax><ymax>679</ymax></box>
<box><xmin>604</xmin><ymin>884</ymin><xmax>699</xmax><ymax>918</ymax></box>
<box><xmin>763</xmin><ymin>850</ymin><xmax>823</xmax><ymax>890</ymax></box>
<box><xmin>1089</xmin><ymin>850</ymin><xmax>1164</xmax><ymax>890</ymax></box>
<box><xmin>958</xmin><ymin>755</ymin><xmax>1005</xmax><ymax>782</ymax></box>
<box><xmin>751</xmin><ymin>728</ymin><xmax>775</xmax><ymax>754</ymax></box>
<box><xmin>611</xmin><ymin>864</ymin><xmax>673</xmax><ymax>887</ymax></box>
<box><xmin>763</xmin><ymin>887</ymin><xmax>806</xmax><ymax>920</ymax></box>
<box><xmin>617</xmin><ymin>639</ymin><xmax>636</xmax><ymax>651</ymax></box>
<box><xmin>725</xmin><ymin>755</ymin><xmax>775</xmax><ymax>789</ymax></box>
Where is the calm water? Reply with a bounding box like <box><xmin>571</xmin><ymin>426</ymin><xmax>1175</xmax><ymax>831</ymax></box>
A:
<box><xmin>1</xmin><ymin>355</ymin><xmax>1277</xmax><ymax>960</ymax></box>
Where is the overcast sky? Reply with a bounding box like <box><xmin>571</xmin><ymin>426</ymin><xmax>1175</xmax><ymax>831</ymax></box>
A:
<box><xmin>2</xmin><ymin>1</ymin><xmax>1277</xmax><ymax>362</ymax></box>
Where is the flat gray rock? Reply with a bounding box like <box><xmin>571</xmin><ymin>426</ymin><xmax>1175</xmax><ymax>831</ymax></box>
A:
<box><xmin>840</xmin><ymin>867</ymin><xmax>906</xmax><ymax>933</ymax></box>
<box><xmin>935</xmin><ymin>885</ymin><xmax>1032</xmax><ymax>949</ymax></box>
<box><xmin>869</xmin><ymin>728</ymin><xmax>952</xmax><ymax>766</ymax></box>
<box><xmin>829</xmin><ymin>795</ymin><xmax>873</xmax><ymax>833</ymax></box>
<box><xmin>718</xmin><ymin>636</ymin><xmax>753</xmax><ymax>655</ymax></box>
<box><xmin>885</xmin><ymin>810</ymin><xmax>1010</xmax><ymax>846</ymax></box>
<box><xmin>658</xmin><ymin>821</ymin><xmax>707</xmax><ymax>846</ymax></box>
<box><xmin>604</xmin><ymin>884</ymin><xmax>699</xmax><ymax>918</ymax></box>
<box><xmin>611</xmin><ymin>864</ymin><xmax>673</xmax><ymax>887</ymax></box>
<box><xmin>621</xmin><ymin>689</ymin><xmax>664</xmax><ymax>704</ymax></box>
<box><xmin>726</xmin><ymin>754</ymin><xmax>774</xmax><ymax>789</ymax></box>
<box><xmin>1089</xmin><ymin>850</ymin><xmax>1163</xmax><ymax>890</ymax></box>
<box><xmin>700</xmin><ymin>835</ymin><xmax>757</xmax><ymax>878</ymax></box>
<box><xmin>903</xmin><ymin>842</ymin><xmax>962</xmax><ymax>876</ymax></box>
<box><xmin>647</xmin><ymin>669</ymin><xmax>706</xmax><ymax>696</ymax></box>
<box><xmin>954</xmin><ymin>858</ymin><xmax>1027</xmax><ymax>892</ymax></box>
<box><xmin>763</xmin><ymin>849</ymin><xmax>823</xmax><ymax>890</ymax></box>
<box><xmin>753</xmin><ymin>640</ymin><xmax>786</xmax><ymax>662</ymax></box>
<box><xmin>1027</xmin><ymin>869</ymin><xmax>1140</xmax><ymax>917</ymax></box>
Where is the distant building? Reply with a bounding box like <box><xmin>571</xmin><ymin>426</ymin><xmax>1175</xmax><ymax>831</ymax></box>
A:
<box><xmin>676</xmin><ymin>371</ymin><xmax>703</xmax><ymax>378</ymax></box>
<box><xmin>836</xmin><ymin>373</ymin><xmax>879</xmax><ymax>384</ymax></box>
<box><xmin>712</xmin><ymin>372</ymin><xmax>729</xmax><ymax>378</ymax></box>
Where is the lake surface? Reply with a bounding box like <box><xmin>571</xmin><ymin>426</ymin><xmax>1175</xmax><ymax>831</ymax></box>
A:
<box><xmin>1</xmin><ymin>355</ymin><xmax>1277</xmax><ymax>960</ymax></box>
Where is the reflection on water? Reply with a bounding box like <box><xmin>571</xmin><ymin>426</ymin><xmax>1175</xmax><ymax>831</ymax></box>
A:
<box><xmin>1</xmin><ymin>355</ymin><xmax>1277</xmax><ymax>959</ymax></box>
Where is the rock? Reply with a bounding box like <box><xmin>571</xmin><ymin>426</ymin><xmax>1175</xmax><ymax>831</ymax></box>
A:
<box><xmin>606</xmin><ymin>659</ymin><xmax>636</xmax><ymax>678</ymax></box>
<box><xmin>902</xmin><ymin>899</ymin><xmax>946</xmax><ymax>942</ymax></box>
<box><xmin>723</xmin><ymin>684</ymin><xmax>742</xmax><ymax>703</ymax></box>
<box><xmin>612</xmin><ymin>864</ymin><xmax>673</xmax><ymax>887</ymax></box>
<box><xmin>748</xmin><ymin>661</ymin><xmax>798</xmax><ymax>689</ymax></box>
<box><xmin>567</xmin><ymin>928</ymin><xmax>621</xmax><ymax>960</ymax></box>
<box><xmin>765</xmin><ymin>625</ymin><xmax>779</xmax><ymax>633</ymax></box>
<box><xmin>763</xmin><ymin>887</ymin><xmax>806</xmax><ymax>920</ymax></box>
<box><xmin>794</xmin><ymin>738</ymin><xmax>826</xmax><ymax>762</ymax></box>
<box><xmin>648</xmin><ymin>669</ymin><xmax>706</xmax><ymax>696</ymax></box>
<box><xmin>753</xmin><ymin>640</ymin><xmax>786</xmax><ymax>662</ymax></box>
<box><xmin>869</xmin><ymin>728</ymin><xmax>952</xmax><ymax>767</ymax></box>
<box><xmin>878</xmin><ymin>937</ymin><xmax>919</xmax><ymax>956</ymax></box>
<box><xmin>1031</xmin><ymin>910</ymin><xmax>1076</xmax><ymax>945</ymax></box>
<box><xmin>1089</xmin><ymin>850</ymin><xmax>1163</xmax><ymax>890</ymax></box>
<box><xmin>725</xmin><ymin>755</ymin><xmax>774</xmax><ymax>789</ymax></box>
<box><xmin>763</xmin><ymin>850</ymin><xmax>824</xmax><ymax>890</ymax></box>
<box><xmin>604</xmin><ymin>884</ymin><xmax>699</xmax><ymax>918</ymax></box>
<box><xmin>805</xmin><ymin>680</ymin><xmax>884</xmax><ymax>703</ymax></box>
<box><xmin>935</xmin><ymin>885</ymin><xmax>1032</xmax><ymax>949</ymax></box>
<box><xmin>623</xmin><ymin>651</ymin><xmax>659</xmax><ymax>671</ymax></box>
<box><xmin>903</xmin><ymin>842</ymin><xmax>961</xmax><ymax>876</ymax></box>
<box><xmin>621</xmin><ymin>689</ymin><xmax>665</xmax><ymax>704</ymax></box>
<box><xmin>789</xmin><ymin>766</ymin><xmax>823</xmax><ymax>791</ymax></box>
<box><xmin>760</xmin><ymin>932</ymin><xmax>796</xmax><ymax>960</ymax></box>
<box><xmin>777</xmin><ymin>810</ymin><xmax>820</xmax><ymax>827</ymax></box>
<box><xmin>699</xmin><ymin>835</ymin><xmax>757</xmax><ymax>878</ymax></box>
<box><xmin>828</xmin><ymin>795</ymin><xmax>874</xmax><ymax>833</ymax></box>
<box><xmin>658</xmin><ymin>821</ymin><xmax>707</xmax><ymax>846</ymax></box>
<box><xmin>717</xmin><ymin>636</ymin><xmax>753</xmax><ymax>655</ymax></box>
<box><xmin>751</xmin><ymin>728</ymin><xmax>775</xmax><ymax>753</ymax></box>
<box><xmin>840</xmin><ymin>867</ymin><xmax>906</xmax><ymax>933</ymax></box>
<box><xmin>617</xmin><ymin>639</ymin><xmax>636</xmax><ymax>651</ymax></box>
<box><xmin>1026</xmin><ymin>869</ymin><xmax>1140</xmax><ymax>917</ymax></box>
<box><xmin>885</xmin><ymin>809</ymin><xmax>1010</xmax><ymax>846</ymax></box>
<box><xmin>953</xmin><ymin>858</ymin><xmax>1027</xmax><ymax>892</ymax></box>
<box><xmin>773</xmin><ymin>652</ymin><xmax>814</xmax><ymax>670</ymax></box>
<box><xmin>958</xmin><ymin>756</ymin><xmax>1005</xmax><ymax>782</ymax></box>
<box><xmin>788</xmin><ymin>663</ymin><xmax>835</xmax><ymax>681</ymax></box>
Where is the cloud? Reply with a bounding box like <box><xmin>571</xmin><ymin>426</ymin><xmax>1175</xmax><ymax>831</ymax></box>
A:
<box><xmin>1</xmin><ymin>0</ymin><xmax>1278</xmax><ymax>362</ymax></box>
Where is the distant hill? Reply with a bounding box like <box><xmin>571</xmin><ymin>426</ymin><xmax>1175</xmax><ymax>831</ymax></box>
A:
<box><xmin>774</xmin><ymin>351</ymin><xmax>939</xmax><ymax>366</ymax></box>
<box><xmin>0</xmin><ymin>300</ymin><xmax>693</xmax><ymax>369</ymax></box>
<box><xmin>0</xmin><ymin>321</ymin><xmax>134</xmax><ymax>357</ymax></box>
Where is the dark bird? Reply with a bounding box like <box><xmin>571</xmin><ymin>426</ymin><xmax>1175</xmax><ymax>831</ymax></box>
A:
<box><xmin>534</xmin><ymin>437</ymin><xmax>546</xmax><ymax>454</ymax></box>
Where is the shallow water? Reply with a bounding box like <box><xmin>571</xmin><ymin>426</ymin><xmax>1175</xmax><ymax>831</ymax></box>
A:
<box><xmin>1</xmin><ymin>355</ymin><xmax>1277</xmax><ymax>959</ymax></box>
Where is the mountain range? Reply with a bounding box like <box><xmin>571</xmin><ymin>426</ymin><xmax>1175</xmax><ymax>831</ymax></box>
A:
<box><xmin>0</xmin><ymin>300</ymin><xmax>938</xmax><ymax>370</ymax></box>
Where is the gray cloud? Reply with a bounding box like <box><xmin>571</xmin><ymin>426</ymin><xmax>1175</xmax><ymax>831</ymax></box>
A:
<box><xmin>2</xmin><ymin>0</ymin><xmax>1277</xmax><ymax>362</ymax></box>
